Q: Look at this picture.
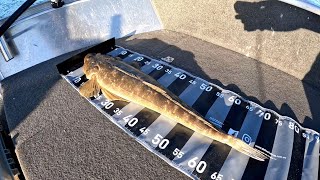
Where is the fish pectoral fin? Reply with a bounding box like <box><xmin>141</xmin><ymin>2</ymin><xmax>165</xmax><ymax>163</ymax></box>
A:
<box><xmin>101</xmin><ymin>89</ymin><xmax>129</xmax><ymax>102</ymax></box>
<box><xmin>129</xmin><ymin>61</ymin><xmax>141</xmax><ymax>69</ymax></box>
<box><xmin>79</xmin><ymin>76</ymin><xmax>101</xmax><ymax>98</ymax></box>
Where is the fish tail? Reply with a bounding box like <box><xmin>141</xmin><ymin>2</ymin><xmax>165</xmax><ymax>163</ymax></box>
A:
<box><xmin>188</xmin><ymin>117</ymin><xmax>270</xmax><ymax>161</ymax></box>
<box><xmin>191</xmin><ymin>121</ymin><xmax>269</xmax><ymax>161</ymax></box>
<box><xmin>224</xmin><ymin>134</ymin><xmax>271</xmax><ymax>161</ymax></box>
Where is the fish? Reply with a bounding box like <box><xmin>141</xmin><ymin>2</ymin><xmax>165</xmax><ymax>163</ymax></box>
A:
<box><xmin>79</xmin><ymin>53</ymin><xmax>269</xmax><ymax>161</ymax></box>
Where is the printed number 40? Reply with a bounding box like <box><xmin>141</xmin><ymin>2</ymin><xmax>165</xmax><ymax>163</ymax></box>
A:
<box><xmin>211</xmin><ymin>172</ymin><xmax>223</xmax><ymax>180</ymax></box>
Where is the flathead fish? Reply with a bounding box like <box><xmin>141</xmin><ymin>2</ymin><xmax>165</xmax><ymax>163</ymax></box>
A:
<box><xmin>79</xmin><ymin>53</ymin><xmax>269</xmax><ymax>161</ymax></box>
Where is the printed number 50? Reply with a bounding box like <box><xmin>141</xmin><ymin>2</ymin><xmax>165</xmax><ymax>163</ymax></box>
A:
<box><xmin>152</xmin><ymin>134</ymin><xmax>169</xmax><ymax>149</ymax></box>
<box><xmin>211</xmin><ymin>172</ymin><xmax>223</xmax><ymax>180</ymax></box>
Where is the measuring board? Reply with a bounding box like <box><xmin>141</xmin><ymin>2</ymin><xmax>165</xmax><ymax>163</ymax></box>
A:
<box><xmin>57</xmin><ymin>38</ymin><xmax>319</xmax><ymax>180</ymax></box>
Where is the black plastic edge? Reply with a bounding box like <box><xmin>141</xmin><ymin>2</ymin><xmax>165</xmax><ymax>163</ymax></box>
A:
<box><xmin>57</xmin><ymin>38</ymin><xmax>116</xmax><ymax>75</ymax></box>
<box><xmin>0</xmin><ymin>101</ymin><xmax>24</xmax><ymax>179</ymax></box>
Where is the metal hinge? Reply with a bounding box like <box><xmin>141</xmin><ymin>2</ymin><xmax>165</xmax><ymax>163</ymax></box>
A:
<box><xmin>0</xmin><ymin>120</ymin><xmax>23</xmax><ymax>179</ymax></box>
<box><xmin>3</xmin><ymin>148</ymin><xmax>21</xmax><ymax>178</ymax></box>
<box><xmin>0</xmin><ymin>36</ymin><xmax>14</xmax><ymax>62</ymax></box>
<box><xmin>51</xmin><ymin>0</ymin><xmax>64</xmax><ymax>8</ymax></box>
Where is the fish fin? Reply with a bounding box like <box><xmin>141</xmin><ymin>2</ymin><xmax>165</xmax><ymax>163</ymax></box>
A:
<box><xmin>113</xmin><ymin>65</ymin><xmax>156</xmax><ymax>83</ymax></box>
<box><xmin>226</xmin><ymin>136</ymin><xmax>271</xmax><ymax>161</ymax></box>
<box><xmin>112</xmin><ymin>63</ymin><xmax>173</xmax><ymax>99</ymax></box>
<box><xmin>112</xmin><ymin>60</ymin><xmax>161</xmax><ymax>84</ymax></box>
<box><xmin>115</xmin><ymin>57</ymin><xmax>122</xmax><ymax>61</ymax></box>
<box><xmin>113</xmin><ymin>66</ymin><xmax>140</xmax><ymax>79</ymax></box>
<box><xmin>129</xmin><ymin>61</ymin><xmax>141</xmax><ymax>69</ymax></box>
<box><xmin>79</xmin><ymin>76</ymin><xmax>101</xmax><ymax>98</ymax></box>
<box><xmin>142</xmin><ymin>81</ymin><xmax>168</xmax><ymax>95</ymax></box>
<box><xmin>101</xmin><ymin>89</ymin><xmax>129</xmax><ymax>102</ymax></box>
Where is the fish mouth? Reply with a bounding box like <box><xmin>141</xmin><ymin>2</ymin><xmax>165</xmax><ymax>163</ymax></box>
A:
<box><xmin>83</xmin><ymin>53</ymin><xmax>100</xmax><ymax>79</ymax></box>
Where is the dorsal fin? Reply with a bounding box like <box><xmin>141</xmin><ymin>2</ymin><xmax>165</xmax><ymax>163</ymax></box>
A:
<box><xmin>112</xmin><ymin>65</ymin><xmax>168</xmax><ymax>94</ymax></box>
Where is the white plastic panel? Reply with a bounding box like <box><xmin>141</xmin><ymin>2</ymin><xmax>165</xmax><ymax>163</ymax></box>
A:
<box><xmin>0</xmin><ymin>0</ymin><xmax>162</xmax><ymax>79</ymax></box>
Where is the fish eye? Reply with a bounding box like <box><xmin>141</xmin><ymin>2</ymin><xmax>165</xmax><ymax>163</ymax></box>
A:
<box><xmin>92</xmin><ymin>65</ymin><xmax>99</xmax><ymax>71</ymax></box>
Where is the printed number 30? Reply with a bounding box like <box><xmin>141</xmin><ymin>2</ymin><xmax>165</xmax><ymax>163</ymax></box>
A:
<box><xmin>211</xmin><ymin>172</ymin><xmax>223</xmax><ymax>180</ymax></box>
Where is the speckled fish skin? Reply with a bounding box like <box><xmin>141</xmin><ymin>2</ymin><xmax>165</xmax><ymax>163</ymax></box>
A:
<box><xmin>80</xmin><ymin>53</ymin><xmax>269</xmax><ymax>161</ymax></box>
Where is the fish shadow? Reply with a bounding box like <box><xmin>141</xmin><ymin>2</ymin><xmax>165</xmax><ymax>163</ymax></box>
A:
<box><xmin>117</xmin><ymin>32</ymin><xmax>320</xmax><ymax>131</ymax></box>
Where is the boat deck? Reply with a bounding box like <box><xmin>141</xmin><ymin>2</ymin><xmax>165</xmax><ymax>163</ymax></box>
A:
<box><xmin>1</xmin><ymin>30</ymin><xmax>320</xmax><ymax>179</ymax></box>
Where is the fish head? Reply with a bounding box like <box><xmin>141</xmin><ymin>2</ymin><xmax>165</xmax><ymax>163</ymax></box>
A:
<box><xmin>83</xmin><ymin>53</ymin><xmax>115</xmax><ymax>79</ymax></box>
<box><xmin>83</xmin><ymin>53</ymin><xmax>101</xmax><ymax>79</ymax></box>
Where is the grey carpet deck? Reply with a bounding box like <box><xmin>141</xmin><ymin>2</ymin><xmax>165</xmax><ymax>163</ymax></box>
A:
<box><xmin>1</xmin><ymin>30</ymin><xmax>319</xmax><ymax>179</ymax></box>
<box><xmin>153</xmin><ymin>0</ymin><xmax>320</xmax><ymax>87</ymax></box>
